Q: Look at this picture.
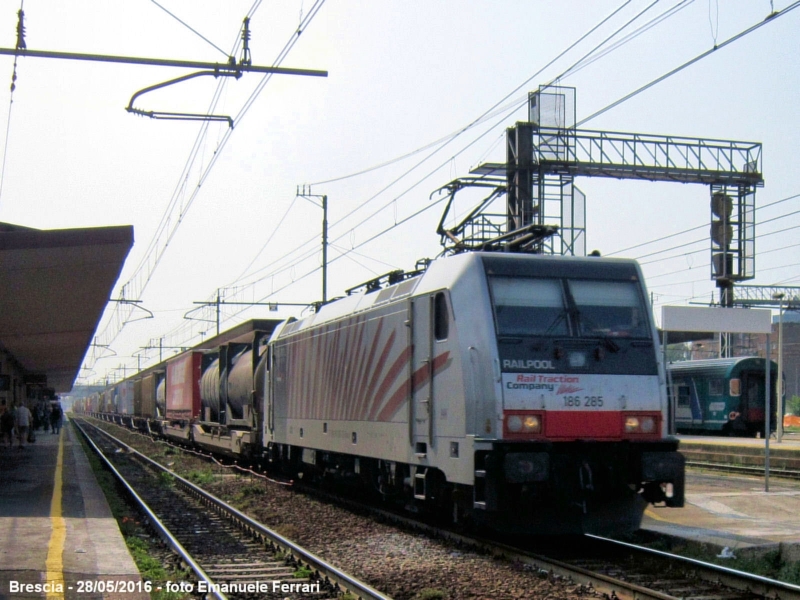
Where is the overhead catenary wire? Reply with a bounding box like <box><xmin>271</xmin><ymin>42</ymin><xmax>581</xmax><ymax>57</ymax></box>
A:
<box><xmin>147</xmin><ymin>0</ymin><xmax>698</xmax><ymax>314</ymax></box>
<box><xmin>293</xmin><ymin>0</ymin><xmax>723</xmax><ymax>281</ymax></box>
<box><xmin>122</xmin><ymin>2</ymin><xmax>792</xmax><ymax>372</ymax></box>
<box><xmin>558</xmin><ymin>0</ymin><xmax>697</xmax><ymax>79</ymax></box>
<box><xmin>308</xmin><ymin>0</ymin><xmax>636</xmax><ymax>188</ymax></box>
<box><xmin>608</xmin><ymin>191</ymin><xmax>800</xmax><ymax>257</ymax></box>
<box><xmin>315</xmin><ymin>0</ymin><xmax>798</xmax><ymax>282</ymax></box>
<box><xmin>148</xmin><ymin>0</ymin><xmax>230</xmax><ymax>58</ymax></box>
<box><xmin>231</xmin><ymin>0</ymin><xmax>681</xmax><ymax>293</ymax></box>
<box><xmin>90</xmin><ymin>2</ymin><xmax>800</xmax><ymax>382</ymax></box>
<box><xmin>0</xmin><ymin>1</ymin><xmax>26</xmax><ymax>208</ymax></box>
<box><xmin>94</xmin><ymin>1</ymin><xmax>672</xmax><ymax>380</ymax></box>
<box><xmin>84</xmin><ymin>0</ymin><xmax>325</xmax><ymax>373</ymax></box>
<box><xmin>578</xmin><ymin>0</ymin><xmax>800</xmax><ymax>127</ymax></box>
<box><xmin>652</xmin><ymin>236</ymin><xmax>800</xmax><ymax>282</ymax></box>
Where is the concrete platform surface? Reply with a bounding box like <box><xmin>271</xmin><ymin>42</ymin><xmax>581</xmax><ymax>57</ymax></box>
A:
<box><xmin>680</xmin><ymin>432</ymin><xmax>800</xmax><ymax>448</ymax></box>
<box><xmin>645</xmin><ymin>467</ymin><xmax>800</xmax><ymax>561</ymax></box>
<box><xmin>0</xmin><ymin>419</ymin><xmax>147</xmax><ymax>599</ymax></box>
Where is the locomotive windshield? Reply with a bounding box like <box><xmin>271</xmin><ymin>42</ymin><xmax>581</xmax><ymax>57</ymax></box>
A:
<box><xmin>490</xmin><ymin>276</ymin><xmax>650</xmax><ymax>339</ymax></box>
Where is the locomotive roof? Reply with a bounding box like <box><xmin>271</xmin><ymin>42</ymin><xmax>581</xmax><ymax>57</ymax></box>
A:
<box><xmin>276</xmin><ymin>252</ymin><xmax>646</xmax><ymax>338</ymax></box>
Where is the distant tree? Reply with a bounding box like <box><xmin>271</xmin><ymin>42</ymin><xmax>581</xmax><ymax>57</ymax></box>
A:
<box><xmin>787</xmin><ymin>395</ymin><xmax>800</xmax><ymax>416</ymax></box>
<box><xmin>665</xmin><ymin>343</ymin><xmax>691</xmax><ymax>363</ymax></box>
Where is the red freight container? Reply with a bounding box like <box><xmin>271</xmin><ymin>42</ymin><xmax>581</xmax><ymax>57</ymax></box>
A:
<box><xmin>166</xmin><ymin>352</ymin><xmax>203</xmax><ymax>421</ymax></box>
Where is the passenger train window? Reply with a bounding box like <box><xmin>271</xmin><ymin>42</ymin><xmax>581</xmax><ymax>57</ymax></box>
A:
<box><xmin>676</xmin><ymin>384</ymin><xmax>691</xmax><ymax>407</ymax></box>
<box><xmin>489</xmin><ymin>277</ymin><xmax>568</xmax><ymax>336</ymax></box>
<box><xmin>434</xmin><ymin>292</ymin><xmax>449</xmax><ymax>341</ymax></box>
<box><xmin>708</xmin><ymin>379</ymin><xmax>723</xmax><ymax>396</ymax></box>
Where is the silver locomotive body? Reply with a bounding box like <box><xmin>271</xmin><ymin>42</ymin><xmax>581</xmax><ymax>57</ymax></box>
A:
<box><xmin>264</xmin><ymin>252</ymin><xmax>684</xmax><ymax>535</ymax></box>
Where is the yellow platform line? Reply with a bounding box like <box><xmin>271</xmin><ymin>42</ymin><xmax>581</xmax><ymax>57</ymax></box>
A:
<box><xmin>644</xmin><ymin>507</ymin><xmax>671</xmax><ymax>522</ymax></box>
<box><xmin>45</xmin><ymin>430</ymin><xmax>65</xmax><ymax>599</ymax></box>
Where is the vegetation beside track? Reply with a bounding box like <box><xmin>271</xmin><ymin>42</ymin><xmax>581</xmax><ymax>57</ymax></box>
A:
<box><xmin>629</xmin><ymin>529</ymin><xmax>800</xmax><ymax>585</ymax></box>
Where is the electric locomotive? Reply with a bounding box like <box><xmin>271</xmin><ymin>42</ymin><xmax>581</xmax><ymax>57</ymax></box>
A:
<box><xmin>264</xmin><ymin>252</ymin><xmax>685</xmax><ymax>535</ymax></box>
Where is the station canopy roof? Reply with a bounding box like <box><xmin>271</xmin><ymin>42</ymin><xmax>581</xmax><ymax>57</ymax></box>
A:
<box><xmin>0</xmin><ymin>222</ymin><xmax>134</xmax><ymax>392</ymax></box>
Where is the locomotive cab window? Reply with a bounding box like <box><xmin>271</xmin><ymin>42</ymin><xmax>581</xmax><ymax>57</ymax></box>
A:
<box><xmin>567</xmin><ymin>280</ymin><xmax>649</xmax><ymax>339</ymax></box>
<box><xmin>488</xmin><ymin>276</ymin><xmax>649</xmax><ymax>339</ymax></box>
<box><xmin>434</xmin><ymin>292</ymin><xmax>449</xmax><ymax>341</ymax></box>
<box><xmin>489</xmin><ymin>277</ymin><xmax>568</xmax><ymax>336</ymax></box>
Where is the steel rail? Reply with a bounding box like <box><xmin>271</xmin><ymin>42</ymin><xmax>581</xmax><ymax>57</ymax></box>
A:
<box><xmin>686</xmin><ymin>460</ymin><xmax>800</xmax><ymax>480</ymax></box>
<box><xmin>299</xmin><ymin>478</ymin><xmax>800</xmax><ymax>600</ymax></box>
<box><xmin>587</xmin><ymin>534</ymin><xmax>800</xmax><ymax>600</ymax></box>
<box><xmin>295</xmin><ymin>483</ymin><xmax>689</xmax><ymax>600</ymax></box>
<box><xmin>72</xmin><ymin>419</ymin><xmax>227</xmax><ymax>600</ymax></box>
<box><xmin>80</xmin><ymin>419</ymin><xmax>392</xmax><ymax>600</ymax></box>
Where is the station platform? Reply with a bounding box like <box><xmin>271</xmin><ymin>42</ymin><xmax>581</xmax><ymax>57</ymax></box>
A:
<box><xmin>0</xmin><ymin>418</ymin><xmax>147</xmax><ymax>600</ymax></box>
<box><xmin>643</xmin><ymin>433</ymin><xmax>800</xmax><ymax>562</ymax></box>
<box><xmin>678</xmin><ymin>433</ymin><xmax>800</xmax><ymax>480</ymax></box>
<box><xmin>681</xmin><ymin>432</ymin><xmax>800</xmax><ymax>448</ymax></box>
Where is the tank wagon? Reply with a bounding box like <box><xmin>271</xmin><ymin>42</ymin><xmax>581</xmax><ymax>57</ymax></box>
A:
<box><xmin>149</xmin><ymin>321</ymin><xmax>279</xmax><ymax>456</ymax></box>
<box><xmin>668</xmin><ymin>357</ymin><xmax>780</xmax><ymax>437</ymax></box>
<box><xmin>83</xmin><ymin>253</ymin><xmax>684</xmax><ymax>535</ymax></box>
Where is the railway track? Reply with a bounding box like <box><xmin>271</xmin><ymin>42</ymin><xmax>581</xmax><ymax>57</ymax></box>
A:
<box><xmin>534</xmin><ymin>534</ymin><xmax>800</xmax><ymax>600</ymax></box>
<box><xmin>680</xmin><ymin>437</ymin><xmax>800</xmax><ymax>480</ymax></box>
<box><xmin>686</xmin><ymin>459</ymin><xmax>800</xmax><ymax>479</ymax></box>
<box><xmin>79</xmin><ymin>418</ymin><xmax>800</xmax><ymax>600</ymax></box>
<box><xmin>309</xmin><ymin>492</ymin><xmax>800</xmax><ymax>600</ymax></box>
<box><xmin>73</xmin><ymin>418</ymin><xmax>390</xmax><ymax>600</ymax></box>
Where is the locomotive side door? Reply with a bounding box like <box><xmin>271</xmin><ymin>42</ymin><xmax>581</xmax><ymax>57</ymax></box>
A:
<box><xmin>410</xmin><ymin>295</ymin><xmax>434</xmax><ymax>452</ymax></box>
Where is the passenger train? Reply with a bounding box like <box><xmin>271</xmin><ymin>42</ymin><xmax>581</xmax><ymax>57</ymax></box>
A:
<box><xmin>74</xmin><ymin>252</ymin><xmax>685</xmax><ymax>535</ymax></box>
<box><xmin>668</xmin><ymin>357</ymin><xmax>780</xmax><ymax>437</ymax></box>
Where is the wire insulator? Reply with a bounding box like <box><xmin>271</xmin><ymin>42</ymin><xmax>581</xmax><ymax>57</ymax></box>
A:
<box><xmin>239</xmin><ymin>17</ymin><xmax>252</xmax><ymax>66</ymax></box>
<box><xmin>16</xmin><ymin>10</ymin><xmax>26</xmax><ymax>51</ymax></box>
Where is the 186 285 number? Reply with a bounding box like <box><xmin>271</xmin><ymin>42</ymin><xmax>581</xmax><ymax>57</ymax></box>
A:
<box><xmin>563</xmin><ymin>396</ymin><xmax>603</xmax><ymax>407</ymax></box>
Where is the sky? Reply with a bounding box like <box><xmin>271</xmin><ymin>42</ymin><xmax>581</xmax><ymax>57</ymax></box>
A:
<box><xmin>0</xmin><ymin>0</ymin><xmax>798</xmax><ymax>388</ymax></box>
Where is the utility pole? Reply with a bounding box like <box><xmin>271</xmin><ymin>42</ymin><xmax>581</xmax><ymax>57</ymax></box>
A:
<box><xmin>297</xmin><ymin>186</ymin><xmax>328</xmax><ymax>304</ymax></box>
<box><xmin>774</xmin><ymin>292</ymin><xmax>785</xmax><ymax>442</ymax></box>
<box><xmin>185</xmin><ymin>299</ymin><xmax>312</xmax><ymax>331</ymax></box>
<box><xmin>216</xmin><ymin>289</ymin><xmax>221</xmax><ymax>336</ymax></box>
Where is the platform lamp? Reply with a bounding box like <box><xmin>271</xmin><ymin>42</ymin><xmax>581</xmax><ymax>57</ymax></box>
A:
<box><xmin>773</xmin><ymin>292</ymin><xmax>785</xmax><ymax>442</ymax></box>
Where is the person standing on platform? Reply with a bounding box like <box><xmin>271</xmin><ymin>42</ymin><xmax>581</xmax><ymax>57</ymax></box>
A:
<box><xmin>14</xmin><ymin>402</ymin><xmax>31</xmax><ymax>450</ymax></box>
<box><xmin>50</xmin><ymin>402</ymin><xmax>63</xmax><ymax>435</ymax></box>
<box><xmin>0</xmin><ymin>400</ymin><xmax>14</xmax><ymax>448</ymax></box>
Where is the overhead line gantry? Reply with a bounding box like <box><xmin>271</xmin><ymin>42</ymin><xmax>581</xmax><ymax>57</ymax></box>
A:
<box><xmin>435</xmin><ymin>86</ymin><xmax>763</xmax><ymax>308</ymax></box>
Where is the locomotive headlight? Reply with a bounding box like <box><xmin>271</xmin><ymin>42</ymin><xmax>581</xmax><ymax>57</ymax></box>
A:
<box><xmin>624</xmin><ymin>416</ymin><xmax>640</xmax><ymax>432</ymax></box>
<box><xmin>625</xmin><ymin>415</ymin><xmax>657</xmax><ymax>434</ymax></box>
<box><xmin>504</xmin><ymin>411</ymin><xmax>543</xmax><ymax>436</ymax></box>
<box><xmin>522</xmin><ymin>415</ymin><xmax>541</xmax><ymax>432</ymax></box>
<box><xmin>507</xmin><ymin>415</ymin><xmax>523</xmax><ymax>432</ymax></box>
